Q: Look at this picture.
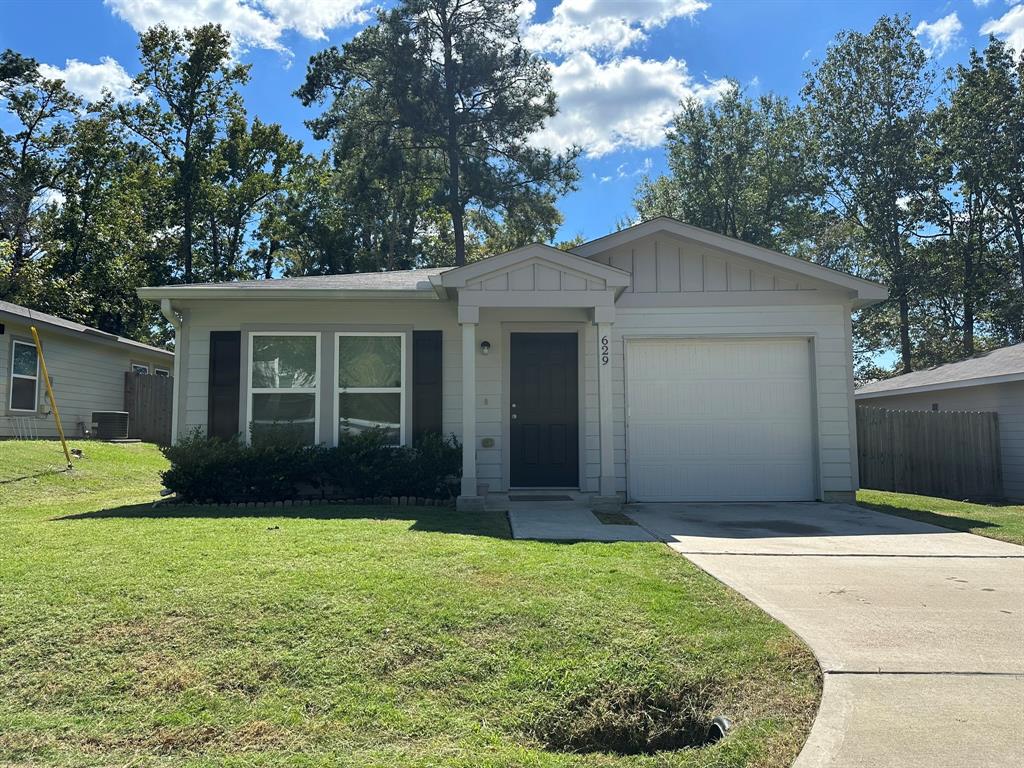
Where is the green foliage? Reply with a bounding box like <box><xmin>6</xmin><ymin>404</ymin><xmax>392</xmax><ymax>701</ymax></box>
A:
<box><xmin>161</xmin><ymin>428</ymin><xmax>461</xmax><ymax>502</ymax></box>
<box><xmin>635</xmin><ymin>82</ymin><xmax>819</xmax><ymax>254</ymax></box>
<box><xmin>297</xmin><ymin>0</ymin><xmax>579</xmax><ymax>267</ymax></box>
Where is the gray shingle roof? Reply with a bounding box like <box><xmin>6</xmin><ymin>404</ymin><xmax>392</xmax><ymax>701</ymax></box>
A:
<box><xmin>0</xmin><ymin>300</ymin><xmax>172</xmax><ymax>357</ymax></box>
<box><xmin>179</xmin><ymin>267</ymin><xmax>453</xmax><ymax>292</ymax></box>
<box><xmin>857</xmin><ymin>343</ymin><xmax>1024</xmax><ymax>395</ymax></box>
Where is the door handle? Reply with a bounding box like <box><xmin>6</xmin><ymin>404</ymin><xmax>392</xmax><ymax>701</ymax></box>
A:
<box><xmin>512</xmin><ymin>414</ymin><xmax>517</xmax><ymax>420</ymax></box>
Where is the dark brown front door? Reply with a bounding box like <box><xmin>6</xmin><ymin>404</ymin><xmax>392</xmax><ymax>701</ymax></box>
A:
<box><xmin>510</xmin><ymin>332</ymin><xmax>579</xmax><ymax>487</ymax></box>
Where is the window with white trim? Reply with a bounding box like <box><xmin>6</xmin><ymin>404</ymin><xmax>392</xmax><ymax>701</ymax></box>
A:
<box><xmin>336</xmin><ymin>333</ymin><xmax>404</xmax><ymax>445</ymax></box>
<box><xmin>154</xmin><ymin>368</ymin><xmax>170</xmax><ymax>377</ymax></box>
<box><xmin>9</xmin><ymin>340</ymin><xmax>40</xmax><ymax>412</ymax></box>
<box><xmin>131</xmin><ymin>363</ymin><xmax>150</xmax><ymax>375</ymax></box>
<box><xmin>248</xmin><ymin>333</ymin><xmax>319</xmax><ymax>445</ymax></box>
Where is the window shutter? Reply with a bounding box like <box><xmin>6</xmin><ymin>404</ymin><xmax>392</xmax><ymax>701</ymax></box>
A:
<box><xmin>208</xmin><ymin>331</ymin><xmax>241</xmax><ymax>440</ymax></box>
<box><xmin>412</xmin><ymin>330</ymin><xmax>443</xmax><ymax>444</ymax></box>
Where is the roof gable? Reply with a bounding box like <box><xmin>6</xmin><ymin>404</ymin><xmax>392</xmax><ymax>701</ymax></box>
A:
<box><xmin>437</xmin><ymin>243</ymin><xmax>630</xmax><ymax>294</ymax></box>
<box><xmin>571</xmin><ymin>217</ymin><xmax>887</xmax><ymax>306</ymax></box>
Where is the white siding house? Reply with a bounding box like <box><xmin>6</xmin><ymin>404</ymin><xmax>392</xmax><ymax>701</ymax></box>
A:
<box><xmin>1</xmin><ymin>301</ymin><xmax>173</xmax><ymax>439</ymax></box>
<box><xmin>856</xmin><ymin>344</ymin><xmax>1024</xmax><ymax>501</ymax></box>
<box><xmin>138</xmin><ymin>217</ymin><xmax>886</xmax><ymax>510</ymax></box>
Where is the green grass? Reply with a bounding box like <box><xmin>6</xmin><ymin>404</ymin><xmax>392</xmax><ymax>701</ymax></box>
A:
<box><xmin>1</xmin><ymin>441</ymin><xmax>820</xmax><ymax>767</ymax></box>
<box><xmin>858</xmin><ymin>489</ymin><xmax>1024</xmax><ymax>546</ymax></box>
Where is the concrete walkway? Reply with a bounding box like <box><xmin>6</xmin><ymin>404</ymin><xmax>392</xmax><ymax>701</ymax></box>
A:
<box><xmin>628</xmin><ymin>502</ymin><xmax>1024</xmax><ymax>768</ymax></box>
<box><xmin>508</xmin><ymin>496</ymin><xmax>656</xmax><ymax>541</ymax></box>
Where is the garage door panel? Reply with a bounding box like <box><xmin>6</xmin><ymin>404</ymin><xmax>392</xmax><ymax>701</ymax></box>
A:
<box><xmin>627</xmin><ymin>338</ymin><xmax>816</xmax><ymax>502</ymax></box>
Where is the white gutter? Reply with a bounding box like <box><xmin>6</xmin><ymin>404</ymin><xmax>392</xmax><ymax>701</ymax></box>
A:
<box><xmin>160</xmin><ymin>299</ymin><xmax>182</xmax><ymax>444</ymax></box>
<box><xmin>137</xmin><ymin>287</ymin><xmax>440</xmax><ymax>301</ymax></box>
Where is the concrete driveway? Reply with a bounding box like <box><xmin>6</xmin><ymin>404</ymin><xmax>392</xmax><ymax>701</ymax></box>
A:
<box><xmin>627</xmin><ymin>502</ymin><xmax>1024</xmax><ymax>768</ymax></box>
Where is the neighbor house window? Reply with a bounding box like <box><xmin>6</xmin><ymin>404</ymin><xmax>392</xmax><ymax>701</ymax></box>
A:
<box><xmin>336</xmin><ymin>333</ymin><xmax>404</xmax><ymax>445</ymax></box>
<box><xmin>9</xmin><ymin>340</ymin><xmax>39</xmax><ymax>412</ymax></box>
<box><xmin>154</xmin><ymin>368</ymin><xmax>170</xmax><ymax>377</ymax></box>
<box><xmin>131</xmin><ymin>363</ymin><xmax>150</xmax><ymax>375</ymax></box>
<box><xmin>248</xmin><ymin>333</ymin><xmax>320</xmax><ymax>445</ymax></box>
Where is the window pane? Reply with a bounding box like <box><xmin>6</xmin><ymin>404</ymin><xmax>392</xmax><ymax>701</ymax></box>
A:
<box><xmin>13</xmin><ymin>343</ymin><xmax>37</xmax><ymax>377</ymax></box>
<box><xmin>252</xmin><ymin>336</ymin><xmax>317</xmax><ymax>389</ymax></box>
<box><xmin>11</xmin><ymin>376</ymin><xmax>37</xmax><ymax>411</ymax></box>
<box><xmin>338</xmin><ymin>392</ymin><xmax>401</xmax><ymax>443</ymax></box>
<box><xmin>251</xmin><ymin>392</ymin><xmax>316</xmax><ymax>444</ymax></box>
<box><xmin>338</xmin><ymin>336</ymin><xmax>401</xmax><ymax>389</ymax></box>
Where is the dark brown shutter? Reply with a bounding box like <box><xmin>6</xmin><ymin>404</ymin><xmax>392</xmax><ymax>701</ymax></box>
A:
<box><xmin>412</xmin><ymin>330</ymin><xmax>443</xmax><ymax>444</ymax></box>
<box><xmin>208</xmin><ymin>331</ymin><xmax>241</xmax><ymax>440</ymax></box>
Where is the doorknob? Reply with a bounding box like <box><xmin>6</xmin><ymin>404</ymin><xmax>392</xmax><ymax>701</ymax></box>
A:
<box><xmin>512</xmin><ymin>414</ymin><xmax>518</xmax><ymax>420</ymax></box>
<box><xmin>511</xmin><ymin>402</ymin><xmax>517</xmax><ymax>408</ymax></box>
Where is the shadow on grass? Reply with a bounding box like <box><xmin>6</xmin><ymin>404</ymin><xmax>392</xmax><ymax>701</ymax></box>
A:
<box><xmin>857</xmin><ymin>501</ymin><xmax>1002</xmax><ymax>535</ymax></box>
<box><xmin>52</xmin><ymin>502</ymin><xmax>512</xmax><ymax>539</ymax></box>
<box><xmin>0</xmin><ymin>468</ymin><xmax>71</xmax><ymax>485</ymax></box>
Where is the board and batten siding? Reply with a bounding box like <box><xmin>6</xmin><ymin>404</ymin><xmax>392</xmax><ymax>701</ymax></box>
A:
<box><xmin>857</xmin><ymin>382</ymin><xmax>1024</xmax><ymax>501</ymax></box>
<box><xmin>0</xmin><ymin>318</ymin><xmax>170</xmax><ymax>439</ymax></box>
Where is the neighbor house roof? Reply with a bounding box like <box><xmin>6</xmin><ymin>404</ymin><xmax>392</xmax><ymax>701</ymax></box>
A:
<box><xmin>0</xmin><ymin>300</ymin><xmax>172</xmax><ymax>359</ymax></box>
<box><xmin>856</xmin><ymin>343</ymin><xmax>1024</xmax><ymax>398</ymax></box>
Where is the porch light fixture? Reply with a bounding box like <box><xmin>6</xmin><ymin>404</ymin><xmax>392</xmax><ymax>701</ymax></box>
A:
<box><xmin>480</xmin><ymin>340</ymin><xmax>491</xmax><ymax>355</ymax></box>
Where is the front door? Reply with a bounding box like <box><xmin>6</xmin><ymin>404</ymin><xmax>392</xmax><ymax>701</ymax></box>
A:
<box><xmin>510</xmin><ymin>332</ymin><xmax>579</xmax><ymax>487</ymax></box>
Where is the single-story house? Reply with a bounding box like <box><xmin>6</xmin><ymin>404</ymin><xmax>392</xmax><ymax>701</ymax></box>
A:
<box><xmin>856</xmin><ymin>343</ymin><xmax>1024</xmax><ymax>501</ymax></box>
<box><xmin>1</xmin><ymin>300</ymin><xmax>173</xmax><ymax>439</ymax></box>
<box><xmin>137</xmin><ymin>217</ymin><xmax>887</xmax><ymax>510</ymax></box>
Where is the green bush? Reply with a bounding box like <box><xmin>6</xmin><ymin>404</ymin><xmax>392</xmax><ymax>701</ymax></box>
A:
<box><xmin>161</xmin><ymin>429</ymin><xmax>461</xmax><ymax>503</ymax></box>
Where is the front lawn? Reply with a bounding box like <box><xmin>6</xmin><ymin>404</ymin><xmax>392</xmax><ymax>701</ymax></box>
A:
<box><xmin>857</xmin><ymin>489</ymin><xmax>1024</xmax><ymax>546</ymax></box>
<box><xmin>1</xmin><ymin>441</ymin><xmax>820</xmax><ymax>767</ymax></box>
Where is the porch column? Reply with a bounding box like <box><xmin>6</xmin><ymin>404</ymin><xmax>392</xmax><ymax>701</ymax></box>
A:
<box><xmin>457</xmin><ymin>305</ymin><xmax>485</xmax><ymax>511</ymax></box>
<box><xmin>592</xmin><ymin>305</ymin><xmax>620</xmax><ymax>510</ymax></box>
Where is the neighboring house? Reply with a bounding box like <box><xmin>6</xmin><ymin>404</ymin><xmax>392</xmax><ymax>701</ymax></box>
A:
<box><xmin>138</xmin><ymin>217</ymin><xmax>886</xmax><ymax>510</ymax></box>
<box><xmin>856</xmin><ymin>343</ymin><xmax>1024</xmax><ymax>501</ymax></box>
<box><xmin>0</xmin><ymin>301</ymin><xmax>173</xmax><ymax>439</ymax></box>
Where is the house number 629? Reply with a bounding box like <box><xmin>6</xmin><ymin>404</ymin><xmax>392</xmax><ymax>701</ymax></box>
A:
<box><xmin>600</xmin><ymin>336</ymin><xmax>609</xmax><ymax>365</ymax></box>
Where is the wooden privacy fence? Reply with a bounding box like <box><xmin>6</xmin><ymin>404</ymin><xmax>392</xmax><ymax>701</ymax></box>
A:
<box><xmin>857</xmin><ymin>407</ymin><xmax>1002</xmax><ymax>499</ymax></box>
<box><xmin>124</xmin><ymin>372</ymin><xmax>173</xmax><ymax>445</ymax></box>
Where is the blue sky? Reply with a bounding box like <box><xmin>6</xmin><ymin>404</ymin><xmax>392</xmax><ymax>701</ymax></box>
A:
<box><xmin>2</xmin><ymin>0</ymin><xmax>1023</xmax><ymax>243</ymax></box>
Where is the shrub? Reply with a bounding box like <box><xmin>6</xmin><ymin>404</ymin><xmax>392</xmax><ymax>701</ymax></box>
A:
<box><xmin>161</xmin><ymin>428</ymin><xmax>461</xmax><ymax>503</ymax></box>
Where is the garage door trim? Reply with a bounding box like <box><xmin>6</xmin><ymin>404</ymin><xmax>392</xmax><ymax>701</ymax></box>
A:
<box><xmin>623</xmin><ymin>334</ymin><xmax>820</xmax><ymax>502</ymax></box>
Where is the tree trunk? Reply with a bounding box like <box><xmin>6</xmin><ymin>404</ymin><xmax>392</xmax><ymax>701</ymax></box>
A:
<box><xmin>898</xmin><ymin>289</ymin><xmax>913</xmax><ymax>373</ymax></box>
<box><xmin>440</xmin><ymin>7</ymin><xmax>466</xmax><ymax>267</ymax></box>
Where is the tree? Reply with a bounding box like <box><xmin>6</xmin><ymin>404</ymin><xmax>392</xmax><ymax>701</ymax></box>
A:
<box><xmin>0</xmin><ymin>50</ymin><xmax>79</xmax><ymax>294</ymax></box>
<box><xmin>803</xmin><ymin>15</ymin><xmax>932</xmax><ymax>372</ymax></box>
<box><xmin>118</xmin><ymin>24</ymin><xmax>249</xmax><ymax>283</ymax></box>
<box><xmin>33</xmin><ymin>113</ymin><xmax>170</xmax><ymax>340</ymax></box>
<box><xmin>206</xmin><ymin>115</ymin><xmax>303</xmax><ymax>281</ymax></box>
<box><xmin>298</xmin><ymin>0</ymin><xmax>578</xmax><ymax>267</ymax></box>
<box><xmin>634</xmin><ymin>83</ymin><xmax>818</xmax><ymax>253</ymax></box>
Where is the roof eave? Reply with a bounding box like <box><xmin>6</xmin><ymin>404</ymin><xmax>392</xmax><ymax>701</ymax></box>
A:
<box><xmin>136</xmin><ymin>287</ymin><xmax>441</xmax><ymax>301</ymax></box>
<box><xmin>856</xmin><ymin>371</ymin><xmax>1024</xmax><ymax>399</ymax></box>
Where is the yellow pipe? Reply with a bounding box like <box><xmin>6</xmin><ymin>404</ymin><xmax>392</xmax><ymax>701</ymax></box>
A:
<box><xmin>30</xmin><ymin>326</ymin><xmax>73</xmax><ymax>470</ymax></box>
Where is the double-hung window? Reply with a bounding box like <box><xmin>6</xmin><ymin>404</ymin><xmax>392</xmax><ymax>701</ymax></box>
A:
<box><xmin>336</xmin><ymin>333</ymin><xmax>405</xmax><ymax>446</ymax></box>
<box><xmin>248</xmin><ymin>333</ymin><xmax>320</xmax><ymax>445</ymax></box>
<box><xmin>9</xmin><ymin>340</ymin><xmax>40</xmax><ymax>412</ymax></box>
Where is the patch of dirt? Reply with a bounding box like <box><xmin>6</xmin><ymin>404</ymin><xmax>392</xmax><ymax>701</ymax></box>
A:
<box><xmin>533</xmin><ymin>680</ymin><xmax>719</xmax><ymax>755</ymax></box>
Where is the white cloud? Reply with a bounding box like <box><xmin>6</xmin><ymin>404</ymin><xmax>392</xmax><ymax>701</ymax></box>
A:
<box><xmin>104</xmin><ymin>0</ymin><xmax>371</xmax><ymax>54</ymax></box>
<box><xmin>972</xmin><ymin>0</ymin><xmax>992</xmax><ymax>8</ymax></box>
<box><xmin>981</xmin><ymin>4</ymin><xmax>1024</xmax><ymax>55</ymax></box>
<box><xmin>524</xmin><ymin>0</ymin><xmax>710</xmax><ymax>55</ymax></box>
<box><xmin>533</xmin><ymin>52</ymin><xmax>730</xmax><ymax>157</ymax></box>
<box><xmin>37</xmin><ymin>57</ymin><xmax>137</xmax><ymax>103</ymax></box>
<box><xmin>914</xmin><ymin>12</ymin><xmax>962</xmax><ymax>57</ymax></box>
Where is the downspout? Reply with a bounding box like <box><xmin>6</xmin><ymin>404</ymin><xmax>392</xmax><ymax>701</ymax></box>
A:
<box><xmin>160</xmin><ymin>298</ymin><xmax>183</xmax><ymax>444</ymax></box>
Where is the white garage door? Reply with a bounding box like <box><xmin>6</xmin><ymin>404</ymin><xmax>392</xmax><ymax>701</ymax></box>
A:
<box><xmin>626</xmin><ymin>338</ymin><xmax>816</xmax><ymax>502</ymax></box>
